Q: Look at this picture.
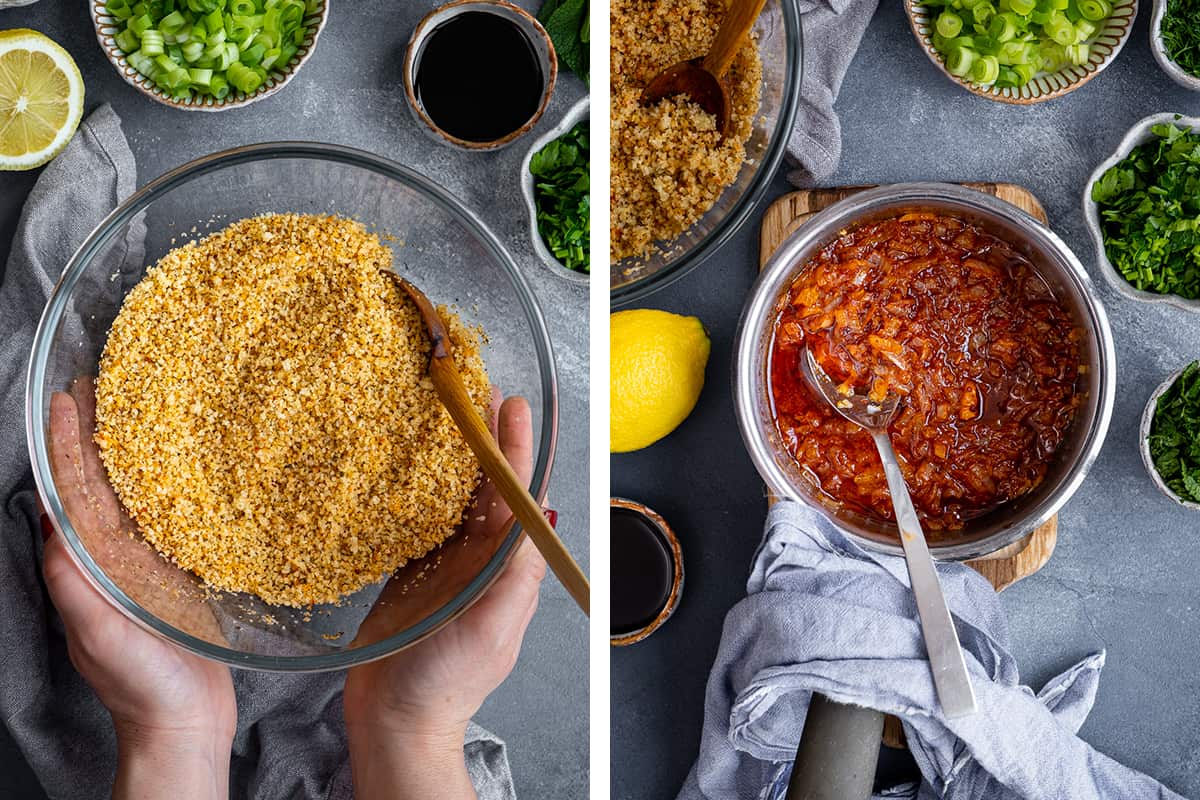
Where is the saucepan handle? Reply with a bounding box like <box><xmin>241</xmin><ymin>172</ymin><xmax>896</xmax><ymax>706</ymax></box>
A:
<box><xmin>785</xmin><ymin>693</ymin><xmax>885</xmax><ymax>800</ymax></box>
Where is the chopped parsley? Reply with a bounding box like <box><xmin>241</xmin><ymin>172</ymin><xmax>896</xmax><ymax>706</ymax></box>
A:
<box><xmin>530</xmin><ymin>121</ymin><xmax>589</xmax><ymax>275</ymax></box>
<box><xmin>1148</xmin><ymin>361</ymin><xmax>1200</xmax><ymax>504</ymax></box>
<box><xmin>1161</xmin><ymin>0</ymin><xmax>1200</xmax><ymax>78</ymax></box>
<box><xmin>1091</xmin><ymin>121</ymin><xmax>1200</xmax><ymax>300</ymax></box>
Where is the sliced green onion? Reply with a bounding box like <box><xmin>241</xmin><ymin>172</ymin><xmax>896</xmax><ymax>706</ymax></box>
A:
<box><xmin>1065</xmin><ymin>41</ymin><xmax>1090</xmax><ymax>63</ymax></box>
<box><xmin>188</xmin><ymin>67</ymin><xmax>213</xmax><ymax>86</ymax></box>
<box><xmin>1074</xmin><ymin>18</ymin><xmax>1097</xmax><ymax>40</ymax></box>
<box><xmin>947</xmin><ymin>45</ymin><xmax>978</xmax><ymax>76</ymax></box>
<box><xmin>1045</xmin><ymin>11</ymin><xmax>1076</xmax><ymax>44</ymax></box>
<box><xmin>182</xmin><ymin>40</ymin><xmax>205</xmax><ymax>61</ymax></box>
<box><xmin>160</xmin><ymin>10</ymin><xmax>188</xmax><ymax>35</ymax></box>
<box><xmin>140</xmin><ymin>28</ymin><xmax>165</xmax><ymax>56</ymax></box>
<box><xmin>227</xmin><ymin>61</ymin><xmax>263</xmax><ymax>93</ymax></box>
<box><xmin>106</xmin><ymin>0</ymin><xmax>134</xmax><ymax>19</ymax></box>
<box><xmin>240</xmin><ymin>41</ymin><xmax>266</xmax><ymax>64</ymax></box>
<box><xmin>937</xmin><ymin>11</ymin><xmax>964</xmax><ymax>37</ymax></box>
<box><xmin>207</xmin><ymin>73</ymin><xmax>230</xmax><ymax>98</ymax></box>
<box><xmin>970</xmin><ymin>53</ymin><xmax>1001</xmax><ymax>82</ymax></box>
<box><xmin>1077</xmin><ymin>0</ymin><xmax>1110</xmax><ymax>18</ymax></box>
<box><xmin>989</xmin><ymin>11</ymin><xmax>1019</xmax><ymax>40</ymax></box>
<box><xmin>114</xmin><ymin>28</ymin><xmax>139</xmax><ymax>53</ymax></box>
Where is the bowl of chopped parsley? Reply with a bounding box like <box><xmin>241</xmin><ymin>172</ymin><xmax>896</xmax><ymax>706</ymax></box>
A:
<box><xmin>1085</xmin><ymin>114</ymin><xmax>1200</xmax><ymax>312</ymax></box>
<box><xmin>1151</xmin><ymin>0</ymin><xmax>1200</xmax><ymax>90</ymax></box>
<box><xmin>1141</xmin><ymin>362</ymin><xmax>1200</xmax><ymax>511</ymax></box>
<box><xmin>521</xmin><ymin>96</ymin><xmax>589</xmax><ymax>284</ymax></box>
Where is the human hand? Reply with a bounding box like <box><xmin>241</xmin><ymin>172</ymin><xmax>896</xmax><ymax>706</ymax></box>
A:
<box><xmin>343</xmin><ymin>392</ymin><xmax>547</xmax><ymax>799</ymax></box>
<box><xmin>44</xmin><ymin>387</ymin><xmax>235</xmax><ymax>800</ymax></box>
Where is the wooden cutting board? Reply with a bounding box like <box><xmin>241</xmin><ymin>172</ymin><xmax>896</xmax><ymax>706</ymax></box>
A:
<box><xmin>757</xmin><ymin>183</ymin><xmax>1059</xmax><ymax>748</ymax></box>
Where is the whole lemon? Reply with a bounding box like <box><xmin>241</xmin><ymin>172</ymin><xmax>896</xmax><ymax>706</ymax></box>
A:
<box><xmin>610</xmin><ymin>309</ymin><xmax>710</xmax><ymax>453</ymax></box>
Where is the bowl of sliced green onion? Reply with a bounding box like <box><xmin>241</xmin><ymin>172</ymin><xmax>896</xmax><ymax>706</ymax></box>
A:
<box><xmin>92</xmin><ymin>0</ymin><xmax>328</xmax><ymax>111</ymax></box>
<box><xmin>905</xmin><ymin>0</ymin><xmax>1135</xmax><ymax>103</ymax></box>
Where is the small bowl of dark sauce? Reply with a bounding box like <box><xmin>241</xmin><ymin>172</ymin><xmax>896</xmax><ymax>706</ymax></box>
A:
<box><xmin>404</xmin><ymin>0</ymin><xmax>557</xmax><ymax>151</ymax></box>
<box><xmin>611</xmin><ymin>498</ymin><xmax>684</xmax><ymax>647</ymax></box>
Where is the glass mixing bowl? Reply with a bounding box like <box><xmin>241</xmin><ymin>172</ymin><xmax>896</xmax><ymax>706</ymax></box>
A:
<box><xmin>609</xmin><ymin>0</ymin><xmax>803</xmax><ymax>305</ymax></box>
<box><xmin>26</xmin><ymin>142</ymin><xmax>558</xmax><ymax>671</ymax></box>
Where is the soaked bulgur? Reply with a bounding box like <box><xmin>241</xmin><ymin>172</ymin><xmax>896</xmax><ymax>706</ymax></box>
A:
<box><xmin>610</xmin><ymin>0</ymin><xmax>762</xmax><ymax>261</ymax></box>
<box><xmin>95</xmin><ymin>214</ymin><xmax>490</xmax><ymax>607</ymax></box>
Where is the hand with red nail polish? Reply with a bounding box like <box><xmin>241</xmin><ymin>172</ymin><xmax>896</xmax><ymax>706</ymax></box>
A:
<box><xmin>343</xmin><ymin>392</ymin><xmax>547</xmax><ymax>800</ymax></box>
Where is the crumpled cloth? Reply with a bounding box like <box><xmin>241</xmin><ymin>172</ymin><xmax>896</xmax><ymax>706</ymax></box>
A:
<box><xmin>0</xmin><ymin>104</ymin><xmax>515</xmax><ymax>800</ymax></box>
<box><xmin>786</xmin><ymin>0</ymin><xmax>878</xmax><ymax>186</ymax></box>
<box><xmin>677</xmin><ymin>500</ymin><xmax>1187</xmax><ymax>800</ymax></box>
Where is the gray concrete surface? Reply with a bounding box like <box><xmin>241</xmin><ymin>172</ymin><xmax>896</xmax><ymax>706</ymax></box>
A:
<box><xmin>612</xmin><ymin>6</ymin><xmax>1200</xmax><ymax>799</ymax></box>
<box><xmin>0</xmin><ymin>2</ymin><xmax>589</xmax><ymax>797</ymax></box>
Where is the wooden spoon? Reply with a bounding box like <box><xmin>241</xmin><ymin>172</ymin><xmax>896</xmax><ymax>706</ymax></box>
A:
<box><xmin>384</xmin><ymin>271</ymin><xmax>590</xmax><ymax>616</ymax></box>
<box><xmin>639</xmin><ymin>0</ymin><xmax>769</xmax><ymax>137</ymax></box>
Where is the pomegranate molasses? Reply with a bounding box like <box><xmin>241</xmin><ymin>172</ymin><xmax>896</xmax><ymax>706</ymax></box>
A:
<box><xmin>611</xmin><ymin>505</ymin><xmax>675</xmax><ymax>637</ymax></box>
<box><xmin>414</xmin><ymin>11</ymin><xmax>544</xmax><ymax>143</ymax></box>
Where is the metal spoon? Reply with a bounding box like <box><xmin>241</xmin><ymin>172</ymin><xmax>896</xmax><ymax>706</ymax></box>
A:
<box><xmin>800</xmin><ymin>348</ymin><xmax>976</xmax><ymax>718</ymax></box>
<box><xmin>383</xmin><ymin>270</ymin><xmax>590</xmax><ymax>616</ymax></box>
<box><xmin>639</xmin><ymin>0</ymin><xmax>768</xmax><ymax>137</ymax></box>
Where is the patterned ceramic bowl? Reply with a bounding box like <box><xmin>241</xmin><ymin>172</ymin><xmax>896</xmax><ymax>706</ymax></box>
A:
<box><xmin>90</xmin><ymin>0</ymin><xmax>329</xmax><ymax>111</ymax></box>
<box><xmin>1083</xmin><ymin>112</ymin><xmax>1200</xmax><ymax>313</ymax></box>
<box><xmin>905</xmin><ymin>0</ymin><xmax>1136</xmax><ymax>104</ymax></box>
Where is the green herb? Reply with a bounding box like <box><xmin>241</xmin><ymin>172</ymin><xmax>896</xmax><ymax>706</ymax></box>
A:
<box><xmin>1148</xmin><ymin>361</ymin><xmax>1200</xmax><ymax>504</ymax></box>
<box><xmin>538</xmin><ymin>0</ymin><xmax>588</xmax><ymax>83</ymax></box>
<box><xmin>1161</xmin><ymin>0</ymin><xmax>1200</xmax><ymax>77</ymax></box>
<box><xmin>923</xmin><ymin>0</ymin><xmax>1109</xmax><ymax>89</ymax></box>
<box><xmin>104</xmin><ymin>0</ymin><xmax>315</xmax><ymax>102</ymax></box>
<box><xmin>530</xmin><ymin>122</ymin><xmax>589</xmax><ymax>274</ymax></box>
<box><xmin>1091</xmin><ymin>122</ymin><xmax>1200</xmax><ymax>300</ymax></box>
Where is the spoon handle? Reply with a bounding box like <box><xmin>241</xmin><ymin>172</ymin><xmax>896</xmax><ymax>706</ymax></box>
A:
<box><xmin>429</xmin><ymin>355</ymin><xmax>591</xmax><ymax>616</ymax></box>
<box><xmin>701</xmin><ymin>0</ymin><xmax>770</xmax><ymax>78</ymax></box>
<box><xmin>871</xmin><ymin>431</ymin><xmax>976</xmax><ymax>719</ymax></box>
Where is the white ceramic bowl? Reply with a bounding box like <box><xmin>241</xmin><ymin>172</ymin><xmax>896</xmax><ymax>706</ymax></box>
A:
<box><xmin>1083</xmin><ymin>112</ymin><xmax>1200</xmax><ymax>313</ymax></box>
<box><xmin>520</xmin><ymin>97</ymin><xmax>589</xmax><ymax>286</ymax></box>
<box><xmin>905</xmin><ymin>0</ymin><xmax>1136</xmax><ymax>103</ymax></box>
<box><xmin>402</xmin><ymin>0</ymin><xmax>557</xmax><ymax>151</ymax></box>
<box><xmin>1139</xmin><ymin>365</ymin><xmax>1200</xmax><ymax>511</ymax></box>
<box><xmin>91</xmin><ymin>0</ymin><xmax>328</xmax><ymax>111</ymax></box>
<box><xmin>1150</xmin><ymin>0</ymin><xmax>1200</xmax><ymax>91</ymax></box>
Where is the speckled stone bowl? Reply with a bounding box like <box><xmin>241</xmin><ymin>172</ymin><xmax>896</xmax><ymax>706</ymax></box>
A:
<box><xmin>905</xmin><ymin>0</ymin><xmax>1136</xmax><ymax>103</ymax></box>
<box><xmin>1083</xmin><ymin>112</ymin><xmax>1200</xmax><ymax>313</ymax></box>
<box><xmin>91</xmin><ymin>0</ymin><xmax>328</xmax><ymax>111</ymax></box>
<box><xmin>520</xmin><ymin>97</ymin><xmax>589</xmax><ymax>286</ymax></box>
<box><xmin>1149</xmin><ymin>0</ymin><xmax>1200</xmax><ymax>91</ymax></box>
<box><xmin>1139</xmin><ymin>365</ymin><xmax>1200</xmax><ymax>511</ymax></box>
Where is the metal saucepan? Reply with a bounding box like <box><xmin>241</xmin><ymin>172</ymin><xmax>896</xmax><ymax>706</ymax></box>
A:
<box><xmin>732</xmin><ymin>183</ymin><xmax>1117</xmax><ymax>798</ymax></box>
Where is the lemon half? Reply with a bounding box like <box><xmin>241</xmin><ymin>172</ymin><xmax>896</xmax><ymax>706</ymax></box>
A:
<box><xmin>0</xmin><ymin>29</ymin><xmax>84</xmax><ymax>171</ymax></box>
<box><xmin>611</xmin><ymin>309</ymin><xmax>711</xmax><ymax>453</ymax></box>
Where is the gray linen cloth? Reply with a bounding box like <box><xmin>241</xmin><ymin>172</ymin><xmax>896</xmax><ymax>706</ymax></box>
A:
<box><xmin>677</xmin><ymin>500</ymin><xmax>1187</xmax><ymax>800</ymax></box>
<box><xmin>0</xmin><ymin>104</ymin><xmax>515</xmax><ymax>800</ymax></box>
<box><xmin>787</xmin><ymin>0</ymin><xmax>878</xmax><ymax>186</ymax></box>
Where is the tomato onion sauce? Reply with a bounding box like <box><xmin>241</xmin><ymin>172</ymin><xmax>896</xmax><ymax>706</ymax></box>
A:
<box><xmin>768</xmin><ymin>213</ymin><xmax>1083</xmax><ymax>532</ymax></box>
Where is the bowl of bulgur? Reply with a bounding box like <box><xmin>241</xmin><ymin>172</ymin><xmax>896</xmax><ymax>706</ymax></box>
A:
<box><xmin>609</xmin><ymin>0</ymin><xmax>803</xmax><ymax>304</ymax></box>
<box><xmin>27</xmin><ymin>142</ymin><xmax>558</xmax><ymax>670</ymax></box>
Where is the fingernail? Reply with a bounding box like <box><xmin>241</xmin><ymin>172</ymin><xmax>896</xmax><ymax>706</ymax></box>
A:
<box><xmin>543</xmin><ymin>508</ymin><xmax>558</xmax><ymax>528</ymax></box>
<box><xmin>40</xmin><ymin>515</ymin><xmax>53</xmax><ymax>542</ymax></box>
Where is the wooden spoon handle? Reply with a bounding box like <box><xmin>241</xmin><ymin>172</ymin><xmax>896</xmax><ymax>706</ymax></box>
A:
<box><xmin>701</xmin><ymin>0</ymin><xmax>769</xmax><ymax>78</ymax></box>
<box><xmin>429</xmin><ymin>355</ymin><xmax>591</xmax><ymax>616</ymax></box>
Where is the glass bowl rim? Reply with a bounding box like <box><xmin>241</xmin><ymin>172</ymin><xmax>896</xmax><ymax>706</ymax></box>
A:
<box><xmin>609</xmin><ymin>0</ymin><xmax>805</xmax><ymax>306</ymax></box>
<box><xmin>25</xmin><ymin>141</ymin><xmax>559</xmax><ymax>671</ymax></box>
